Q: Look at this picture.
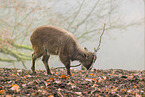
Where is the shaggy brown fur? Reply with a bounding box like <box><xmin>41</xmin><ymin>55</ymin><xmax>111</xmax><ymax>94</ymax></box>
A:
<box><xmin>30</xmin><ymin>25</ymin><xmax>97</xmax><ymax>76</ymax></box>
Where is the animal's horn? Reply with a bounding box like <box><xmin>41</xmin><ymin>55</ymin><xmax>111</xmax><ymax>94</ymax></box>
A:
<box><xmin>94</xmin><ymin>48</ymin><xmax>97</xmax><ymax>53</ymax></box>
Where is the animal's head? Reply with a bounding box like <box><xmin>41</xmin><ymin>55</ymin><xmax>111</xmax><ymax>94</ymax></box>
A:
<box><xmin>81</xmin><ymin>48</ymin><xmax>97</xmax><ymax>70</ymax></box>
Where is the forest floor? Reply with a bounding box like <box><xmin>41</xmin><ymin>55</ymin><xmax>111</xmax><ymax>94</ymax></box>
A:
<box><xmin>0</xmin><ymin>67</ymin><xmax>144</xmax><ymax>97</ymax></box>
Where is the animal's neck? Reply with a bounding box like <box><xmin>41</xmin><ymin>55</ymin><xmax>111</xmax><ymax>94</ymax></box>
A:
<box><xmin>71</xmin><ymin>47</ymin><xmax>87</xmax><ymax>61</ymax></box>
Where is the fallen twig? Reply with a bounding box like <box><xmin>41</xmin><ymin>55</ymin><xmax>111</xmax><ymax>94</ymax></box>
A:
<box><xmin>55</xmin><ymin>64</ymin><xmax>81</xmax><ymax>69</ymax></box>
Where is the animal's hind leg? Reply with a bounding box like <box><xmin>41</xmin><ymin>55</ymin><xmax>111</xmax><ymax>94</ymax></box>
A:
<box><xmin>42</xmin><ymin>54</ymin><xmax>52</xmax><ymax>75</ymax></box>
<box><xmin>31</xmin><ymin>52</ymin><xmax>42</xmax><ymax>74</ymax></box>
<box><xmin>42</xmin><ymin>49</ymin><xmax>52</xmax><ymax>75</ymax></box>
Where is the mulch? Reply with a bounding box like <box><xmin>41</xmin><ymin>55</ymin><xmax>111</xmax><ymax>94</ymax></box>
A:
<box><xmin>0</xmin><ymin>67</ymin><xmax>144</xmax><ymax>97</ymax></box>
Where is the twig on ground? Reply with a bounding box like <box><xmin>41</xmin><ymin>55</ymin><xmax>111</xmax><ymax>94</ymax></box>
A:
<box><xmin>55</xmin><ymin>64</ymin><xmax>81</xmax><ymax>69</ymax></box>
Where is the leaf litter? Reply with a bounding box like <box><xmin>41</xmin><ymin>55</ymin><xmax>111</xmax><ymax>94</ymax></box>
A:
<box><xmin>0</xmin><ymin>68</ymin><xmax>144</xmax><ymax>97</ymax></box>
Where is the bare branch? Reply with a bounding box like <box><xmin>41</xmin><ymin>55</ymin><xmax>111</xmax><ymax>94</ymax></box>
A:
<box><xmin>0</xmin><ymin>47</ymin><xmax>31</xmax><ymax>61</ymax></box>
<box><xmin>0</xmin><ymin>58</ymin><xmax>18</xmax><ymax>63</ymax></box>
<box><xmin>67</xmin><ymin>0</ymin><xmax>85</xmax><ymax>30</ymax></box>
<box><xmin>21</xmin><ymin>61</ymin><xmax>27</xmax><ymax>69</ymax></box>
<box><xmin>73</xmin><ymin>0</ymin><xmax>100</xmax><ymax>33</ymax></box>
<box><xmin>5</xmin><ymin>39</ymin><xmax>32</xmax><ymax>51</ymax></box>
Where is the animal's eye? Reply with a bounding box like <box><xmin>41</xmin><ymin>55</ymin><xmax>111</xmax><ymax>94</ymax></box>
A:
<box><xmin>84</xmin><ymin>47</ymin><xmax>88</xmax><ymax>51</ymax></box>
<box><xmin>84</xmin><ymin>54</ymin><xmax>87</xmax><ymax>57</ymax></box>
<box><xmin>84</xmin><ymin>54</ymin><xmax>89</xmax><ymax>59</ymax></box>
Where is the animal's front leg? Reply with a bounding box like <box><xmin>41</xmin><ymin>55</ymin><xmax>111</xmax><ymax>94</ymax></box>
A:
<box><xmin>59</xmin><ymin>52</ymin><xmax>71</xmax><ymax>76</ymax></box>
<box><xmin>65</xmin><ymin>64</ymin><xmax>71</xmax><ymax>76</ymax></box>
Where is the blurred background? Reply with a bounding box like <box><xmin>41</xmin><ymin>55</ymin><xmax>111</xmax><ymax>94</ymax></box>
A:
<box><xmin>0</xmin><ymin>0</ymin><xmax>144</xmax><ymax>70</ymax></box>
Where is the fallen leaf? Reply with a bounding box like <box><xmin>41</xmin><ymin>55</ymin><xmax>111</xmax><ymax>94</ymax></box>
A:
<box><xmin>17</xmin><ymin>70</ymin><xmax>22</xmax><ymax>72</ymax></box>
<box><xmin>47</xmin><ymin>78</ymin><xmax>54</xmax><ymax>81</ymax></box>
<box><xmin>11</xmin><ymin>84</ymin><xmax>20</xmax><ymax>91</ymax></box>
<box><xmin>31</xmin><ymin>93</ymin><xmax>35</xmax><ymax>96</ymax></box>
<box><xmin>50</xmin><ymin>77</ymin><xmax>55</xmax><ymax>80</ymax></box>
<box><xmin>22</xmin><ymin>84</ymin><xmax>26</xmax><ymax>87</ymax></box>
<box><xmin>24</xmin><ymin>75</ymin><xmax>31</xmax><ymax>78</ymax></box>
<box><xmin>67</xmin><ymin>82</ymin><xmax>73</xmax><ymax>85</ymax></box>
<box><xmin>92</xmin><ymin>84</ymin><xmax>98</xmax><ymax>88</ymax></box>
<box><xmin>37</xmin><ymin>75</ymin><xmax>40</xmax><ymax>77</ymax></box>
<box><xmin>71</xmin><ymin>72</ymin><xmax>74</xmax><ymax>76</ymax></box>
<box><xmin>85</xmin><ymin>78</ymin><xmax>92</xmax><ymax>82</ymax></box>
<box><xmin>6</xmin><ymin>95</ymin><xmax>11</xmax><ymax>97</ymax></box>
<box><xmin>133</xmin><ymin>85</ymin><xmax>137</xmax><ymax>88</ymax></box>
<box><xmin>91</xmin><ymin>78</ymin><xmax>97</xmax><ymax>82</ymax></box>
<box><xmin>45</xmin><ymin>87</ymin><xmax>49</xmax><ymax>90</ymax></box>
<box><xmin>28</xmin><ymin>81</ymin><xmax>35</xmax><ymax>85</ymax></box>
<box><xmin>47</xmin><ymin>83</ymin><xmax>50</xmax><ymax>86</ymax></box>
<box><xmin>42</xmin><ymin>90</ymin><xmax>47</xmax><ymax>95</ymax></box>
<box><xmin>71</xmin><ymin>85</ymin><xmax>76</xmax><ymax>89</ymax></box>
<box><xmin>24</xmin><ymin>76</ymin><xmax>27</xmax><ymax>78</ymax></box>
<box><xmin>127</xmin><ymin>89</ymin><xmax>132</xmax><ymax>93</ymax></box>
<box><xmin>135</xmin><ymin>93</ymin><xmax>141</xmax><ymax>97</ymax></box>
<box><xmin>0</xmin><ymin>90</ymin><xmax>5</xmax><ymax>94</ymax></box>
<box><xmin>0</xmin><ymin>86</ymin><xmax>2</xmax><ymax>90</ymax></box>
<box><xmin>57</xmin><ymin>88</ymin><xmax>62</xmax><ymax>91</ymax></box>
<box><xmin>89</xmin><ymin>73</ymin><xmax>94</xmax><ymax>76</ymax></box>
<box><xmin>63</xmin><ymin>93</ymin><xmax>67</xmax><ymax>95</ymax></box>
<box><xmin>61</xmin><ymin>75</ymin><xmax>66</xmax><ymax>79</ymax></box>
<box><xmin>75</xmin><ymin>92</ymin><xmax>82</xmax><ymax>95</ymax></box>
<box><xmin>26</xmin><ymin>94</ymin><xmax>30</xmax><ymax>96</ymax></box>
<box><xmin>48</xmin><ymin>95</ymin><xmax>54</xmax><ymax>97</ymax></box>
<box><xmin>111</xmin><ymin>88</ymin><xmax>118</xmax><ymax>92</ymax></box>
<box><xmin>120</xmin><ymin>89</ymin><xmax>126</xmax><ymax>92</ymax></box>
<box><xmin>55</xmin><ymin>80</ymin><xmax>61</xmax><ymax>84</ymax></box>
<box><xmin>103</xmin><ymin>76</ymin><xmax>106</xmax><ymax>80</ymax></box>
<box><xmin>60</xmin><ymin>75</ymin><xmax>69</xmax><ymax>79</ymax></box>
<box><xmin>12</xmin><ymin>74</ymin><xmax>16</xmax><ymax>76</ymax></box>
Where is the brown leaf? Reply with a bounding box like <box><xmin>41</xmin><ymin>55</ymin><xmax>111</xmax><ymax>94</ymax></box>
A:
<box><xmin>48</xmin><ymin>95</ymin><xmax>54</xmax><ymax>97</ymax></box>
<box><xmin>75</xmin><ymin>92</ymin><xmax>82</xmax><ymax>95</ymax></box>
<box><xmin>120</xmin><ymin>89</ymin><xmax>126</xmax><ymax>92</ymax></box>
<box><xmin>47</xmin><ymin>78</ymin><xmax>54</xmax><ymax>81</ymax></box>
<box><xmin>47</xmin><ymin>83</ymin><xmax>50</xmax><ymax>86</ymax></box>
<box><xmin>49</xmin><ymin>78</ymin><xmax>54</xmax><ymax>80</ymax></box>
<box><xmin>12</xmin><ymin>74</ymin><xmax>16</xmax><ymax>76</ymax></box>
<box><xmin>6</xmin><ymin>95</ymin><xmax>11</xmax><ymax>97</ymax></box>
<box><xmin>133</xmin><ymin>85</ymin><xmax>137</xmax><ymax>88</ymax></box>
<box><xmin>63</xmin><ymin>93</ymin><xmax>67</xmax><ymax>95</ymax></box>
<box><xmin>71</xmin><ymin>72</ymin><xmax>74</xmax><ymax>76</ymax></box>
<box><xmin>11</xmin><ymin>84</ymin><xmax>20</xmax><ymax>91</ymax></box>
<box><xmin>91</xmin><ymin>78</ymin><xmax>97</xmax><ymax>82</ymax></box>
<box><xmin>60</xmin><ymin>75</ymin><xmax>69</xmax><ymax>79</ymax></box>
<box><xmin>89</xmin><ymin>73</ymin><xmax>94</xmax><ymax>76</ymax></box>
<box><xmin>0</xmin><ymin>90</ymin><xmax>5</xmax><ymax>94</ymax></box>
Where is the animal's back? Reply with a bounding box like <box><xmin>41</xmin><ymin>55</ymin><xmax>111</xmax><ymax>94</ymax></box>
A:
<box><xmin>30</xmin><ymin>25</ymin><xmax>77</xmax><ymax>55</ymax></box>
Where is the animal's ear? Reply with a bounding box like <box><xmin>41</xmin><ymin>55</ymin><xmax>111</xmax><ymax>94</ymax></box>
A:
<box><xmin>84</xmin><ymin>47</ymin><xmax>88</xmax><ymax>51</ymax></box>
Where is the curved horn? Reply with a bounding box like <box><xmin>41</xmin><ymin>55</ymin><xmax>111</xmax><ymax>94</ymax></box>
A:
<box><xmin>94</xmin><ymin>48</ymin><xmax>97</xmax><ymax>53</ymax></box>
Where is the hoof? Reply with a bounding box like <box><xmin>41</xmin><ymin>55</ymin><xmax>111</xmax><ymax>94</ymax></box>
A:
<box><xmin>68</xmin><ymin>73</ymin><xmax>72</xmax><ymax>77</ymax></box>
<box><xmin>32</xmin><ymin>71</ymin><xmax>36</xmax><ymax>75</ymax></box>
<box><xmin>47</xmin><ymin>72</ymin><xmax>52</xmax><ymax>75</ymax></box>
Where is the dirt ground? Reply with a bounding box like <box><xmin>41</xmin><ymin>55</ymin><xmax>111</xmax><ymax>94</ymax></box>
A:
<box><xmin>0</xmin><ymin>68</ymin><xmax>144</xmax><ymax>97</ymax></box>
